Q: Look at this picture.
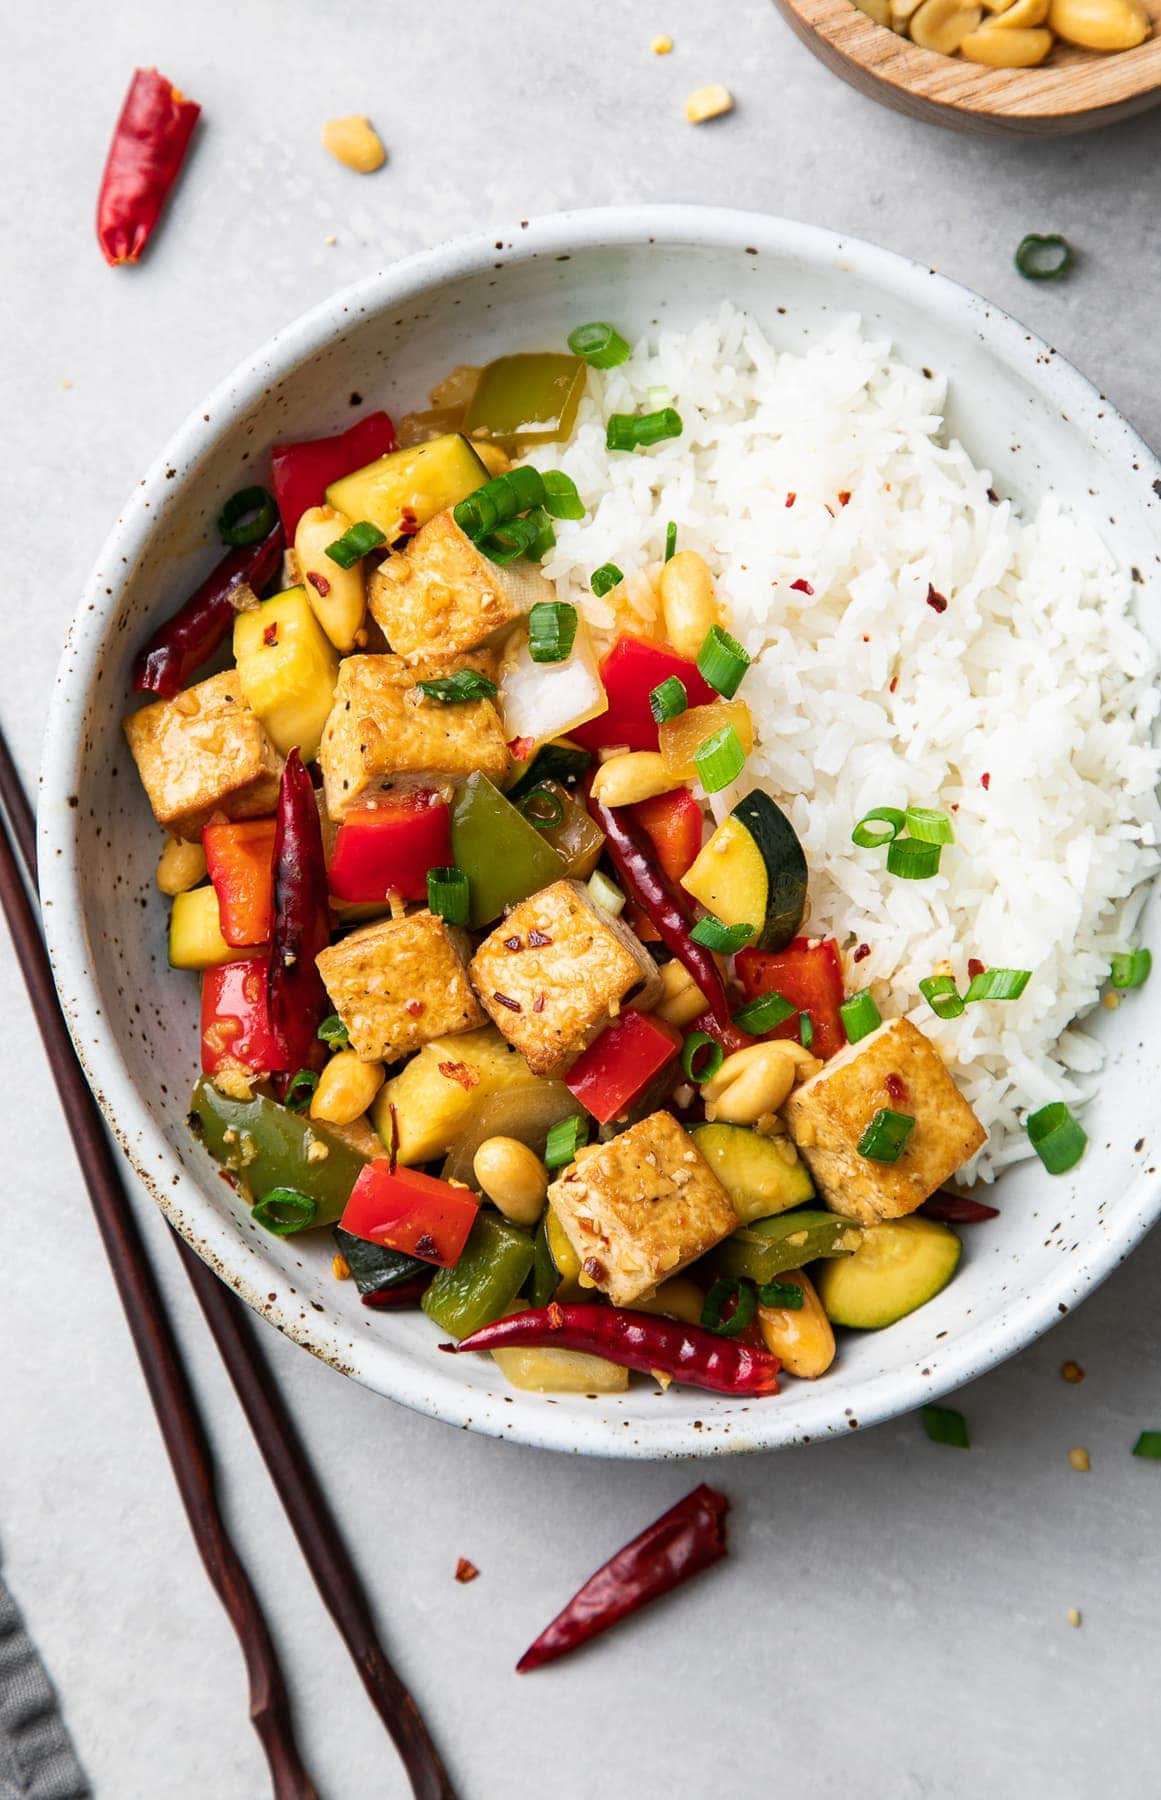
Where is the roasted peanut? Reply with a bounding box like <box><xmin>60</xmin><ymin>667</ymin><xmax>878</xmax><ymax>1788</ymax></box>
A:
<box><xmin>757</xmin><ymin>1270</ymin><xmax>836</xmax><ymax>1379</ymax></box>
<box><xmin>321</xmin><ymin>115</ymin><xmax>386</xmax><ymax>173</ymax></box>
<box><xmin>655</xmin><ymin>957</ymin><xmax>709</xmax><ymax>1030</ymax></box>
<box><xmin>473</xmin><ymin>1137</ymin><xmax>548</xmax><ymax>1227</ymax></box>
<box><xmin>156</xmin><ymin>835</ymin><xmax>207</xmax><ymax>895</ymax></box>
<box><xmin>659</xmin><ymin>551</ymin><xmax>719</xmax><ymax>660</ymax></box>
<box><xmin>590</xmin><ymin>751</ymin><xmax>682</xmax><ymax>808</ymax></box>
<box><xmin>294</xmin><ymin>505</ymin><xmax>367</xmax><ymax>652</ymax></box>
<box><xmin>1048</xmin><ymin>0</ymin><xmax>1149</xmax><ymax>44</ymax></box>
<box><xmin>685</xmin><ymin>84</ymin><xmax>734</xmax><ymax>124</ymax></box>
<box><xmin>702</xmin><ymin>1041</ymin><xmax>821</xmax><ymax>1125</ymax></box>
<box><xmin>960</xmin><ymin>22</ymin><xmax>1053</xmax><ymax>55</ymax></box>
<box><xmin>855</xmin><ymin>0</ymin><xmax>893</xmax><ymax>20</ymax></box>
<box><xmin>910</xmin><ymin>0</ymin><xmax>983</xmax><ymax>49</ymax></box>
<box><xmin>310</xmin><ymin>1051</ymin><xmax>386</xmax><ymax>1126</ymax></box>
<box><xmin>984</xmin><ymin>0</ymin><xmax>1050</xmax><ymax>26</ymax></box>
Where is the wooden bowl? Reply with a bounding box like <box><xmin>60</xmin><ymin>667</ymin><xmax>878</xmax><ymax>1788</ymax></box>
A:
<box><xmin>772</xmin><ymin>0</ymin><xmax>1161</xmax><ymax>135</ymax></box>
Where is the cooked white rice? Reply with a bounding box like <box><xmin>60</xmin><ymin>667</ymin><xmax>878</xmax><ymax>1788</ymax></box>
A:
<box><xmin>524</xmin><ymin>304</ymin><xmax>1161</xmax><ymax>1181</ymax></box>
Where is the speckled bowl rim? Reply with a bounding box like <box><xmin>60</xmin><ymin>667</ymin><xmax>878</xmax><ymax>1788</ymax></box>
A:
<box><xmin>39</xmin><ymin>205</ymin><xmax>1161</xmax><ymax>1458</ymax></box>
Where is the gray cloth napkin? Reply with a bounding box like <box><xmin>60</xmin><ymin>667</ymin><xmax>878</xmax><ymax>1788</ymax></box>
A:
<box><xmin>0</xmin><ymin>1576</ymin><xmax>88</xmax><ymax>1800</ymax></box>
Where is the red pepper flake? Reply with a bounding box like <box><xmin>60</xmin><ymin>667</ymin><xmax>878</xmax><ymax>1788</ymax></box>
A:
<box><xmin>790</xmin><ymin>578</ymin><xmax>814</xmax><ymax>596</ymax></box>
<box><xmin>399</xmin><ymin>506</ymin><xmax>420</xmax><ymax>537</ymax></box>
<box><xmin>405</xmin><ymin>998</ymin><xmax>426</xmax><ymax>1017</ymax></box>
<box><xmin>853</xmin><ymin>943</ymin><xmax>871</xmax><ymax>963</ymax></box>
<box><xmin>503</xmin><ymin>935</ymin><xmax>523</xmax><ymax>952</ymax></box>
<box><xmin>987</xmin><ymin>487</ymin><xmax>1000</xmax><ymax>505</ymax></box>
<box><xmin>416</xmin><ymin>1233</ymin><xmax>437</xmax><ymax>1260</ymax></box>
<box><xmin>533</xmin><ymin>992</ymin><xmax>546</xmax><ymax>1013</ymax></box>
<box><xmin>968</xmin><ymin>958</ymin><xmax>986</xmax><ymax>980</ymax></box>
<box><xmin>885</xmin><ymin>1072</ymin><xmax>908</xmax><ymax>1105</ymax></box>
<box><xmin>926</xmin><ymin>585</ymin><xmax>948</xmax><ymax>614</ymax></box>
<box><xmin>889</xmin><ymin>675</ymin><xmax>898</xmax><ymax>694</ymax></box>
<box><xmin>438</xmin><ymin>1060</ymin><xmax>480</xmax><ymax>1090</ymax></box>
<box><xmin>981</xmin><ymin>772</ymin><xmax>991</xmax><ymax>790</ymax></box>
<box><xmin>492</xmin><ymin>991</ymin><xmax>522</xmax><ymax>1013</ymax></box>
<box><xmin>455</xmin><ymin>1558</ymin><xmax>479</xmax><ymax>1584</ymax></box>
<box><xmin>583</xmin><ymin>1257</ymin><xmax>608</xmax><ymax>1283</ymax></box>
<box><xmin>527</xmin><ymin>929</ymin><xmax>553</xmax><ymax>949</ymax></box>
<box><xmin>307</xmin><ymin>570</ymin><xmax>331</xmax><ymax>596</ymax></box>
<box><xmin>785</xmin><ymin>492</ymin><xmax>796</xmax><ymax>508</ymax></box>
<box><xmin>263</xmin><ymin>623</ymin><xmax>279</xmax><ymax>646</ymax></box>
<box><xmin>838</xmin><ymin>490</ymin><xmax>851</xmax><ymax>507</ymax></box>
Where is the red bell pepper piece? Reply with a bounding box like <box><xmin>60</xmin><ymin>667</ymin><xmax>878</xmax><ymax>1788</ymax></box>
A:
<box><xmin>570</xmin><ymin>636</ymin><xmax>718</xmax><ymax>753</ymax></box>
<box><xmin>631</xmin><ymin>787</ymin><xmax>703</xmax><ymax>884</ymax></box>
<box><xmin>271</xmin><ymin>412</ymin><xmax>398</xmax><ymax>539</ymax></box>
<box><xmin>451</xmin><ymin>1301</ymin><xmax>780</xmax><ymax>1395</ymax></box>
<box><xmin>565</xmin><ymin>1011</ymin><xmax>681</xmax><ymax>1124</ymax></box>
<box><xmin>132</xmin><ymin>522</ymin><xmax>284</xmax><ymax>699</ymax></box>
<box><xmin>517</xmin><ymin>1484</ymin><xmax>729</xmax><ymax>1673</ymax></box>
<box><xmin>201</xmin><ymin>959</ymin><xmax>284</xmax><ymax>1076</ymax></box>
<box><xmin>267</xmin><ymin>751</ymin><xmax>332</xmax><ymax>1075</ymax></box>
<box><xmin>736</xmin><ymin>938</ymin><xmax>847</xmax><ymax>1061</ymax></box>
<box><xmin>203</xmin><ymin>818</ymin><xmax>277</xmax><ymax>947</ymax></box>
<box><xmin>327</xmin><ymin>791</ymin><xmax>450</xmax><ymax>903</ymax></box>
<box><xmin>97</xmin><ymin>68</ymin><xmax>201</xmax><ymax>267</ymax></box>
<box><xmin>342</xmin><ymin>1163</ymin><xmax>479</xmax><ymax>1268</ymax></box>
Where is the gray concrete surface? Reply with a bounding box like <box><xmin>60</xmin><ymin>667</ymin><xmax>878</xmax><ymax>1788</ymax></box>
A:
<box><xmin>2</xmin><ymin>2</ymin><xmax>1161</xmax><ymax>1794</ymax></box>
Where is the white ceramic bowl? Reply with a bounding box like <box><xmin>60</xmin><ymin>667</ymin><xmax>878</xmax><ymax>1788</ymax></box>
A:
<box><xmin>41</xmin><ymin>205</ymin><xmax>1161</xmax><ymax>1458</ymax></box>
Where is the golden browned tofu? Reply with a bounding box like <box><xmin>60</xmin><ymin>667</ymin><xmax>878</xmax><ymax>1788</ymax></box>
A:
<box><xmin>316</xmin><ymin>910</ymin><xmax>485</xmax><ymax>1062</ymax></box>
<box><xmin>123</xmin><ymin>672</ymin><xmax>283</xmax><ymax>841</ymax></box>
<box><xmin>368</xmin><ymin>510</ymin><xmax>555</xmax><ymax>660</ymax></box>
<box><xmin>549</xmin><ymin>1111</ymin><xmax>737</xmax><ymax>1306</ymax></box>
<box><xmin>782</xmin><ymin>1016</ymin><xmax>987</xmax><ymax>1226</ymax></box>
<box><xmin>317</xmin><ymin>652</ymin><xmax>509</xmax><ymax>818</ymax></box>
<box><xmin>470</xmin><ymin>879</ymin><xmax>662</xmax><ymax>1077</ymax></box>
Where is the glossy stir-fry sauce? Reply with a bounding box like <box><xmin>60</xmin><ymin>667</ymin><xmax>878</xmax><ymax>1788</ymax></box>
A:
<box><xmin>123</xmin><ymin>335</ymin><xmax>1017</xmax><ymax>1398</ymax></box>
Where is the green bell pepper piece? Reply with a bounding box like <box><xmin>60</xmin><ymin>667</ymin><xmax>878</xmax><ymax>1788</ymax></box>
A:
<box><xmin>450</xmin><ymin>773</ymin><xmax>567</xmax><ymax>927</ymax></box>
<box><xmin>526</xmin><ymin>1212</ymin><xmax>559</xmax><ymax>1309</ymax></box>
<box><xmin>709</xmin><ymin>1209</ymin><xmax>863</xmax><ymax>1285</ymax></box>
<box><xmin>190</xmin><ymin>1076</ymin><xmax>369</xmax><ymax>1232</ymax></box>
<box><xmin>422</xmin><ymin>1212</ymin><xmax>535</xmax><ymax>1339</ymax></box>
<box><xmin>463</xmin><ymin>354</ymin><xmax>587</xmax><ymax>450</ymax></box>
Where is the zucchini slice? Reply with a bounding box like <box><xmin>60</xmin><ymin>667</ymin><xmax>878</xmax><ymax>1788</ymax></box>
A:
<box><xmin>325</xmin><ymin>433</ymin><xmax>489</xmax><ymax>541</ymax></box>
<box><xmin>816</xmin><ymin>1216</ymin><xmax>961</xmax><ymax>1329</ymax></box>
<box><xmin>681</xmin><ymin>789</ymin><xmax>807</xmax><ymax>952</ymax></box>
<box><xmin>690</xmin><ymin>1123</ymin><xmax>813</xmax><ymax>1224</ymax></box>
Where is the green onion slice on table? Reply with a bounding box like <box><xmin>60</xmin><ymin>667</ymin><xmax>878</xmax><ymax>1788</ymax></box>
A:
<box><xmin>1014</xmin><ymin>234</ymin><xmax>1073</xmax><ymax>282</ymax></box>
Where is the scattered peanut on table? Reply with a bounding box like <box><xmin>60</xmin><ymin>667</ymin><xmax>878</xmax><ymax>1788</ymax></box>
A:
<box><xmin>321</xmin><ymin>115</ymin><xmax>387</xmax><ymax>173</ymax></box>
<box><xmin>685</xmin><ymin>84</ymin><xmax>735</xmax><ymax>123</ymax></box>
<box><xmin>852</xmin><ymin>0</ymin><xmax>1148</xmax><ymax>63</ymax></box>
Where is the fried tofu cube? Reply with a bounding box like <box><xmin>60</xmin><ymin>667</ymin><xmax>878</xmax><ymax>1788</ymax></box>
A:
<box><xmin>368</xmin><ymin>509</ymin><xmax>555</xmax><ymax>660</ymax></box>
<box><xmin>782</xmin><ymin>1016</ymin><xmax>987</xmax><ymax>1226</ymax></box>
<box><xmin>470</xmin><ymin>879</ymin><xmax>662</xmax><ymax>1077</ymax></box>
<box><xmin>316</xmin><ymin>910</ymin><xmax>485</xmax><ymax>1062</ymax></box>
<box><xmin>548</xmin><ymin>1111</ymin><xmax>737</xmax><ymax>1306</ymax></box>
<box><xmin>123</xmin><ymin>672</ymin><xmax>283</xmax><ymax>841</ymax></box>
<box><xmin>317</xmin><ymin>652</ymin><xmax>509</xmax><ymax>818</ymax></box>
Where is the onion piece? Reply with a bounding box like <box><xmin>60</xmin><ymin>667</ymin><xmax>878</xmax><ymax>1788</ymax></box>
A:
<box><xmin>501</xmin><ymin>614</ymin><xmax>607</xmax><ymax>750</ymax></box>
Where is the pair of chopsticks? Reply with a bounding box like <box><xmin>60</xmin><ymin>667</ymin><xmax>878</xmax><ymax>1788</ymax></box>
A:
<box><xmin>0</xmin><ymin>729</ymin><xmax>455</xmax><ymax>1800</ymax></box>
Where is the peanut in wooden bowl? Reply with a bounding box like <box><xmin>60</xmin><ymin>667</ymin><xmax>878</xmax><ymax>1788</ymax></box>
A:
<box><xmin>772</xmin><ymin>0</ymin><xmax>1161</xmax><ymax>135</ymax></box>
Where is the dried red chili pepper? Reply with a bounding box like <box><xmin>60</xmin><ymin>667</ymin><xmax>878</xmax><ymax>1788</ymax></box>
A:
<box><xmin>451</xmin><ymin>1302</ymin><xmax>779</xmax><ymax>1396</ymax></box>
<box><xmin>97</xmin><ymin>68</ymin><xmax>201</xmax><ymax>266</ymax></box>
<box><xmin>516</xmin><ymin>1484</ymin><xmax>730</xmax><ymax>1673</ymax></box>
<box><xmin>267</xmin><ymin>750</ymin><xmax>331</xmax><ymax>1077</ymax></box>
<box><xmin>133</xmin><ymin>522</ymin><xmax>284</xmax><ymax>698</ymax></box>
<box><xmin>920</xmin><ymin>1193</ymin><xmax>999</xmax><ymax>1225</ymax></box>
<box><xmin>588</xmin><ymin>795</ymin><xmax>733</xmax><ymax>1031</ymax></box>
<box><xmin>359</xmin><ymin>1275</ymin><xmax>430</xmax><ymax>1310</ymax></box>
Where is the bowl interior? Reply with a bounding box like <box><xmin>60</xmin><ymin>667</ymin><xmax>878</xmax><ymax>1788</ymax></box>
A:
<box><xmin>42</xmin><ymin>210</ymin><xmax>1161</xmax><ymax>1456</ymax></box>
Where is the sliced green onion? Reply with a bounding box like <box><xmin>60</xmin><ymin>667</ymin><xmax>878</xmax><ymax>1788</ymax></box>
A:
<box><xmin>682</xmin><ymin>1030</ymin><xmax>724</xmax><ymax>1085</ymax></box>
<box><xmin>857</xmin><ymin>1108</ymin><xmax>916</xmax><ymax>1163</ymax></box>
<box><xmin>519</xmin><ymin>786</ymin><xmax>566</xmax><ymax>830</ymax></box>
<box><xmin>477</xmin><ymin>516</ymin><xmax>541</xmax><ymax>566</ymax></box>
<box><xmin>453</xmin><ymin>467</ymin><xmax>545</xmax><ymax>538</ymax></box>
<box><xmin>1015</xmin><ymin>234</ymin><xmax>1073</xmax><ymax>282</ymax></box>
<box><xmin>528</xmin><ymin>601</ymin><xmax>577</xmax><ymax>664</ymax></box>
<box><xmin>732</xmin><ymin>991</ymin><xmax>796</xmax><ymax>1033</ymax></box>
<box><xmin>590</xmin><ymin>562</ymin><xmax>624</xmax><ymax>598</ymax></box>
<box><xmin>758</xmin><ymin>1279</ymin><xmax>804</xmax><ymax>1310</ymax></box>
<box><xmin>1111</xmin><ymin>947</ymin><xmax>1152</xmax><ymax>990</ymax></box>
<box><xmin>218</xmin><ymin>486</ymin><xmax>277</xmax><ymax>548</ymax></box>
<box><xmin>851</xmin><ymin>807</ymin><xmax>905</xmax><ymax>849</ymax></box>
<box><xmin>416</xmin><ymin>670</ymin><xmax>498</xmax><ymax>704</ymax></box>
<box><xmin>701</xmin><ymin>1277</ymin><xmax>757</xmax><ymax>1339</ymax></box>
<box><xmin>840</xmin><ymin>992</ymin><xmax>881</xmax><ymax>1044</ymax></box>
<box><xmin>317</xmin><ymin>1013</ymin><xmax>350</xmax><ymax>1049</ymax></box>
<box><xmin>325</xmin><ymin>519</ymin><xmax>387</xmax><ymax>568</ymax></box>
<box><xmin>664</xmin><ymin>521</ymin><xmax>678</xmax><ymax>563</ymax></box>
<box><xmin>798</xmin><ymin>1012</ymin><xmax>814</xmax><ymax>1049</ymax></box>
<box><xmin>545</xmin><ymin>1113</ymin><xmax>589</xmax><ymax>1170</ymax></box>
<box><xmin>567</xmin><ymin>321</ymin><xmax>631</xmax><ymax>368</ymax></box>
<box><xmin>606</xmin><ymin>408</ymin><xmax>683</xmax><ymax>452</ymax></box>
<box><xmin>904</xmin><ymin>807</ymin><xmax>955</xmax><ymax>846</ymax></box>
<box><xmin>1132</xmin><ymin>1431</ymin><xmax>1161</xmax><ymax>1460</ymax></box>
<box><xmin>283</xmin><ymin>1069</ymin><xmax>319</xmax><ymax>1112</ymax></box>
<box><xmin>886</xmin><ymin>837</ymin><xmax>942</xmax><ymax>880</ymax></box>
<box><xmin>586</xmin><ymin>869</ymin><xmax>626</xmax><ymax>917</ymax></box>
<box><xmin>919</xmin><ymin>975</ymin><xmax>965</xmax><ymax>1020</ymax></box>
<box><xmin>541</xmin><ymin>470</ymin><xmax>585</xmax><ymax>521</ymax></box>
<box><xmin>1026</xmin><ymin>1102</ymin><xmax>1087</xmax><ymax>1175</ymax></box>
<box><xmin>695</xmin><ymin>724</ymin><xmax>746</xmax><ymax>794</ymax></box>
<box><xmin>523</xmin><ymin>506</ymin><xmax>557</xmax><ymax>561</ymax></box>
<box><xmin>690</xmin><ymin>915</ymin><xmax>756</xmax><ymax>954</ymax></box>
<box><xmin>426</xmin><ymin>866</ymin><xmax>470</xmax><ymax>926</ymax></box>
<box><xmin>965</xmin><ymin>967</ymin><xmax>1031</xmax><ymax>1003</ymax></box>
<box><xmin>649</xmin><ymin>676</ymin><xmax>688</xmax><ymax>723</ymax></box>
<box><xmin>922</xmin><ymin>1404</ymin><xmax>970</xmax><ymax>1449</ymax></box>
<box><xmin>696</xmin><ymin>624</ymin><xmax>751</xmax><ymax>699</ymax></box>
<box><xmin>253</xmin><ymin>1188</ymin><xmax>318</xmax><ymax>1236</ymax></box>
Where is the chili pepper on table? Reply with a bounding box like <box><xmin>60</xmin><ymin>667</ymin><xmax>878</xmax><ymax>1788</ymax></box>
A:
<box><xmin>564</xmin><ymin>1010</ymin><xmax>681</xmax><ymax>1124</ymax></box>
<box><xmin>449</xmin><ymin>1301</ymin><xmax>780</xmax><ymax>1395</ymax></box>
<box><xmin>327</xmin><ymin>791</ymin><xmax>450</xmax><ymax>903</ymax></box>
<box><xmin>132</xmin><ymin>521</ymin><xmax>284</xmax><ymax>699</ymax></box>
<box><xmin>97</xmin><ymin>68</ymin><xmax>201</xmax><ymax>266</ymax></box>
<box><xmin>736</xmin><ymin>937</ymin><xmax>847</xmax><ymax>1060</ymax></box>
<box><xmin>268</xmin><ymin>750</ymin><xmax>332</xmax><ymax>1076</ymax></box>
<box><xmin>270</xmin><ymin>412</ymin><xmax>397</xmax><ymax>538</ymax></box>
<box><xmin>570</xmin><ymin>636</ymin><xmax>719</xmax><ymax>754</ymax></box>
<box><xmin>920</xmin><ymin>1192</ymin><xmax>1000</xmax><ymax>1224</ymax></box>
<box><xmin>516</xmin><ymin>1483</ymin><xmax>730</xmax><ymax>1673</ymax></box>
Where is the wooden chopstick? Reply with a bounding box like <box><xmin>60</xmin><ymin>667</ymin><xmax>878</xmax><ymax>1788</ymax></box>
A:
<box><xmin>0</xmin><ymin>730</ymin><xmax>455</xmax><ymax>1800</ymax></box>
